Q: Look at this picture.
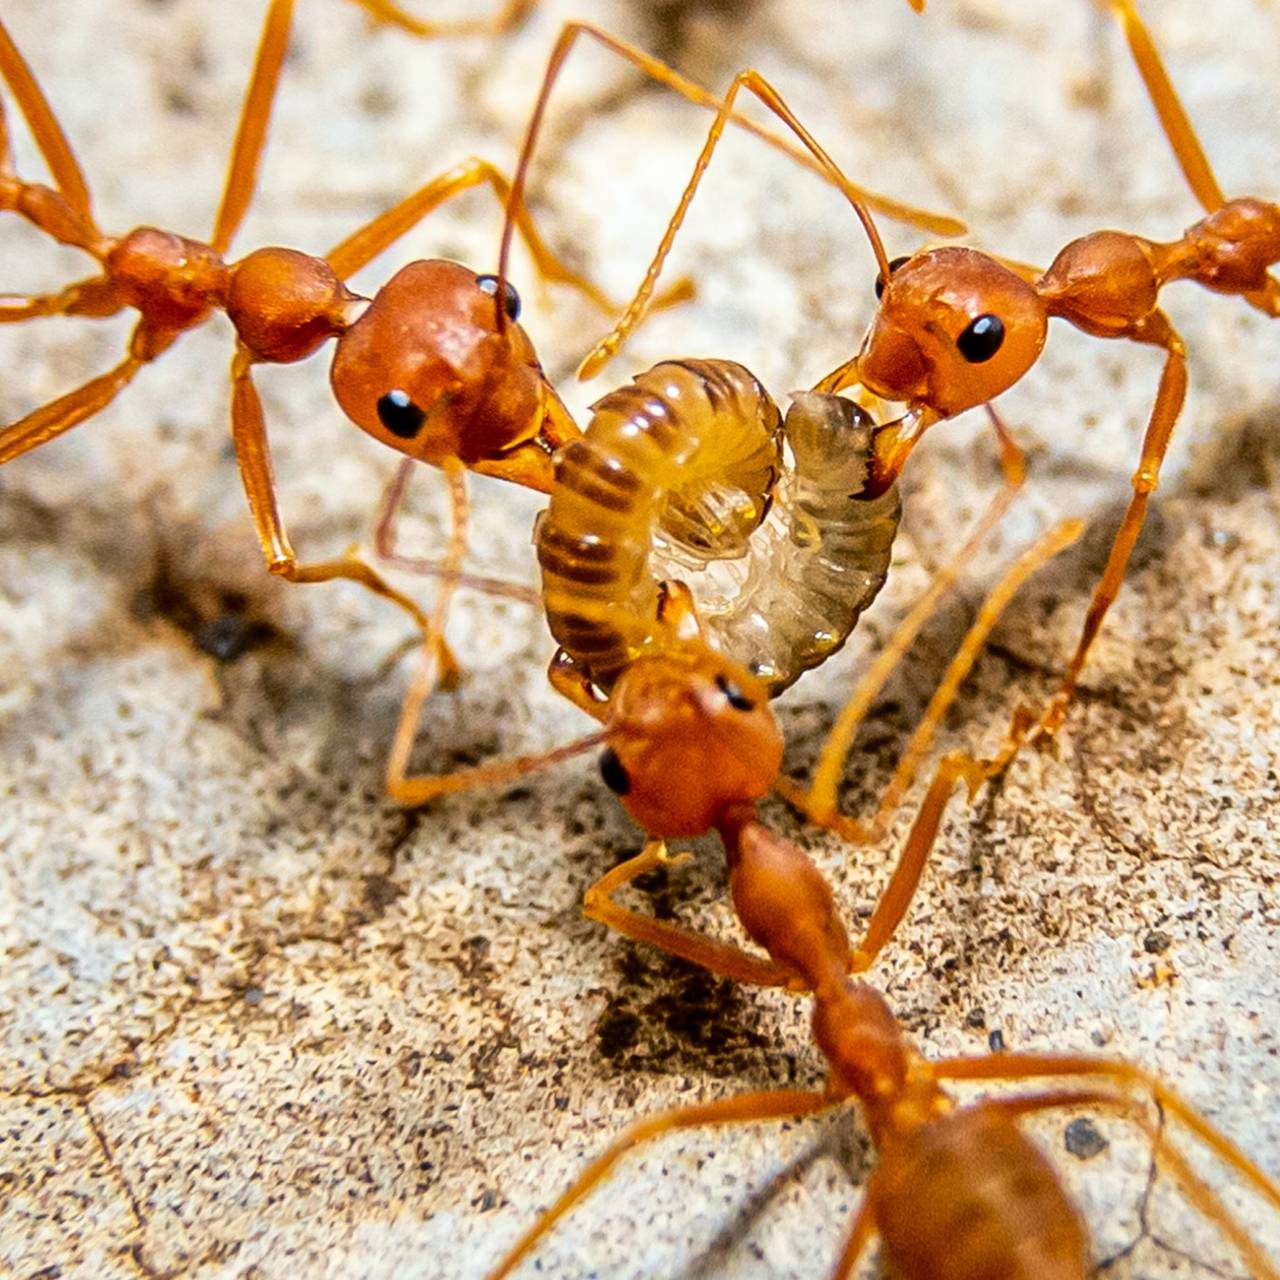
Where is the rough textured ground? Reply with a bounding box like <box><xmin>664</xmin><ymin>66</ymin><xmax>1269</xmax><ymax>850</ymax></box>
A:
<box><xmin>0</xmin><ymin>1</ymin><xmax>1277</xmax><ymax>1277</ymax></box>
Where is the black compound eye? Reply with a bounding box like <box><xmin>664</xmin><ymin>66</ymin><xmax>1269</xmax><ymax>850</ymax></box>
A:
<box><xmin>715</xmin><ymin>672</ymin><xmax>755</xmax><ymax>713</ymax></box>
<box><xmin>599</xmin><ymin>747</ymin><xmax>630</xmax><ymax>796</ymax></box>
<box><xmin>475</xmin><ymin>273</ymin><xmax>521</xmax><ymax>321</ymax></box>
<box><xmin>873</xmin><ymin>255</ymin><xmax>912</xmax><ymax>301</ymax></box>
<box><xmin>376</xmin><ymin>388</ymin><xmax>426</xmax><ymax>439</ymax></box>
<box><xmin>956</xmin><ymin>313</ymin><xmax>1005</xmax><ymax>363</ymax></box>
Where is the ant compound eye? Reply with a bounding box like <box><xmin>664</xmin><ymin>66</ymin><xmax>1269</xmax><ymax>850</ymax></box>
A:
<box><xmin>873</xmin><ymin>255</ymin><xmax>912</xmax><ymax>300</ymax></box>
<box><xmin>715</xmin><ymin>672</ymin><xmax>755</xmax><ymax>713</ymax></box>
<box><xmin>476</xmin><ymin>273</ymin><xmax>521</xmax><ymax>321</ymax></box>
<box><xmin>376</xmin><ymin>388</ymin><xmax>426</xmax><ymax>439</ymax></box>
<box><xmin>599</xmin><ymin>747</ymin><xmax>631</xmax><ymax>796</ymax></box>
<box><xmin>956</xmin><ymin>313</ymin><xmax>1005</xmax><ymax>363</ymax></box>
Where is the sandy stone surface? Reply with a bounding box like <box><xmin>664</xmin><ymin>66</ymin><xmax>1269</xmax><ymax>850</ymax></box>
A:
<box><xmin>0</xmin><ymin>0</ymin><xmax>1277</xmax><ymax>1277</ymax></box>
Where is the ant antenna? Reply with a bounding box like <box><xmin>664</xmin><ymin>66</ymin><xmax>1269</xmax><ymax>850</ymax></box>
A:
<box><xmin>494</xmin><ymin>26</ymin><xmax>571</xmax><ymax>334</ymax></box>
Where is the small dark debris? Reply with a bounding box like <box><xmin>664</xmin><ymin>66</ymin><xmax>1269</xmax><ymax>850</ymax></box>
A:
<box><xmin>596</xmin><ymin>1006</ymin><xmax>643</xmax><ymax>1059</ymax></box>
<box><xmin>362</xmin><ymin>873</ymin><xmax>403</xmax><ymax>915</ymax></box>
<box><xmin>965</xmin><ymin>1007</ymin><xmax>986</xmax><ymax>1029</ymax></box>
<box><xmin>1064</xmin><ymin>1116</ymin><xmax>1109</xmax><ymax>1160</ymax></box>
<box><xmin>163</xmin><ymin>86</ymin><xmax>196</xmax><ymax>116</ymax></box>
<box><xmin>988</xmin><ymin>1028</ymin><xmax>1006</xmax><ymax>1053</ymax></box>
<box><xmin>473</xmin><ymin>1188</ymin><xmax>500</xmax><ymax>1213</ymax></box>
<box><xmin>243</xmin><ymin>986</ymin><xmax>264</xmax><ymax>1007</ymax></box>
<box><xmin>196</xmin><ymin>613</ymin><xmax>276</xmax><ymax>662</ymax></box>
<box><xmin>1142</xmin><ymin>930</ymin><xmax>1172</xmax><ymax>956</ymax></box>
<box><xmin>135</xmin><ymin>558</ymin><xmax>280</xmax><ymax>662</ymax></box>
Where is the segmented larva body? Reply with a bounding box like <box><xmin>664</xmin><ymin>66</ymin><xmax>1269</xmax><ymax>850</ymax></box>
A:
<box><xmin>537</xmin><ymin>359</ymin><xmax>901</xmax><ymax>694</ymax></box>
<box><xmin>538</xmin><ymin>359</ymin><xmax>782</xmax><ymax>691</ymax></box>
<box><xmin>658</xmin><ymin>390</ymin><xmax>900</xmax><ymax>693</ymax></box>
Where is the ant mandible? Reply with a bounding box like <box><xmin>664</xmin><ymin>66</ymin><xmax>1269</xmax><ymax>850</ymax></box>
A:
<box><xmin>564</xmin><ymin>0</ymin><xmax>1279</xmax><ymax>829</ymax></box>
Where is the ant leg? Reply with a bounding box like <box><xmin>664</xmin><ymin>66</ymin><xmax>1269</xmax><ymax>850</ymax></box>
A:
<box><xmin>0</xmin><ymin>349</ymin><xmax>144</xmax><ymax>466</ymax></box>
<box><xmin>211</xmin><ymin>0</ymin><xmax>294</xmax><ymax>254</ymax></box>
<box><xmin>819</xmin><ymin>516</ymin><xmax>1083</xmax><ymax>852</ymax></box>
<box><xmin>582</xmin><ymin>841</ymin><xmax>801</xmax><ymax>990</ymax></box>
<box><xmin>1034</xmin><ymin>313</ymin><xmax>1186</xmax><ymax>743</ymax></box>
<box><xmin>324</xmin><ymin>156</ymin><xmax>646</xmax><ymax>315</ymax></box>
<box><xmin>843</xmin><ymin>728</ymin><xmax>1028</xmax><ymax>972</ymax></box>
<box><xmin>370</xmin><ymin>454</ymin><xmax>470</xmax><ymax>689</ymax></box>
<box><xmin>1098</xmin><ymin>4</ymin><xmax>1280</xmax><ymax>316</ymax></box>
<box><xmin>345</xmin><ymin>0</ymin><xmax>535</xmax><ymax>39</ymax></box>
<box><xmin>0</xmin><ymin>274</ymin><xmax>123</xmax><ymax>325</ymax></box>
<box><xmin>229</xmin><ymin>346</ymin><xmax>439</xmax><ymax>637</ymax></box>
<box><xmin>577</xmin><ymin>68</ymin><xmax>898</xmax><ymax>380</ymax></box>
<box><xmin>0</xmin><ymin>16</ymin><xmax>93</xmax><ymax>223</ymax></box>
<box><xmin>796</xmin><ymin>521</ymin><xmax>1083</xmax><ymax>973</ymax></box>
<box><xmin>386</xmin><ymin>707</ymin><xmax>608</xmax><ymax>807</ymax></box>
<box><xmin>1097</xmin><ymin>0</ymin><xmax>1225</xmax><ymax>214</ymax></box>
<box><xmin>938</xmin><ymin>1053</ymin><xmax>1280</xmax><ymax>1215</ymax></box>
<box><xmin>372</xmin><ymin>457</ymin><xmax>540</xmax><ymax>606</ymax></box>
<box><xmin>829</xmin><ymin>1198</ymin><xmax>877</xmax><ymax>1280</ymax></box>
<box><xmin>777</xmin><ymin>414</ymin><xmax>1030</xmax><ymax>832</ymax></box>
<box><xmin>382</xmin><ymin>456</ymin><xmax>559</xmax><ymax>806</ymax></box>
<box><xmin>488</xmin><ymin>1089</ymin><xmax>834</xmax><ymax>1280</ymax></box>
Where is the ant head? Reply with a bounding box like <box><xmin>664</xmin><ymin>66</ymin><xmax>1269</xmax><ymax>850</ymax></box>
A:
<box><xmin>330</xmin><ymin>259</ymin><xmax>547</xmax><ymax>467</ymax></box>
<box><xmin>861</xmin><ymin>247</ymin><xmax>1047</xmax><ymax>417</ymax></box>
<box><xmin>600</xmin><ymin>647</ymin><xmax>782</xmax><ymax>838</ymax></box>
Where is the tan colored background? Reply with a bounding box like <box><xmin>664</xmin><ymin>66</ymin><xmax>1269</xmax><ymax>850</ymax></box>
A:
<box><xmin>0</xmin><ymin>0</ymin><xmax>1277</xmax><ymax>1276</ymax></box>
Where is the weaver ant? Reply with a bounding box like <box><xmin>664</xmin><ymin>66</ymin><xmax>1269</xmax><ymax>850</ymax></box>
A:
<box><xmin>0</xmin><ymin>3</ymin><xmax>955</xmax><ymax>795</ymax></box>
<box><xmin>484</xmin><ymin>755</ymin><xmax>1280</xmax><ymax>1279</ymax></box>
<box><xmin>553</xmin><ymin>0</ymin><xmax>1279</xmax><ymax>834</ymax></box>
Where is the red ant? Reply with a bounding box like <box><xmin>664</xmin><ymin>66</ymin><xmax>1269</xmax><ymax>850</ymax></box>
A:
<box><xmin>389</xmin><ymin>488</ymin><xmax>1273</xmax><ymax>1278</ymax></box>
<box><xmin>485</xmin><ymin>763</ymin><xmax>1280</xmax><ymax>1279</ymax></box>
<box><xmin>383</xmin><ymin>490</ymin><xmax>1276</xmax><ymax>1277</ymax></box>
<box><xmin>0</xmin><ymin>3</ymin><xmax>955</xmax><ymax>796</ymax></box>
<box><xmin>547</xmin><ymin>0</ymin><xmax>1279</xmax><ymax>832</ymax></box>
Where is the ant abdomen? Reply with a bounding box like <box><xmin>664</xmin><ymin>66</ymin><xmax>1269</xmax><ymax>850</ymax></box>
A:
<box><xmin>869</xmin><ymin>1105</ymin><xmax>1091</xmax><ymax>1280</ymax></box>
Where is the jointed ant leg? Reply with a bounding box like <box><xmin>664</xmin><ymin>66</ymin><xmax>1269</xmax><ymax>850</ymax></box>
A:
<box><xmin>487</xmin><ymin>1089</ymin><xmax>834</xmax><ymax>1280</ymax></box>
<box><xmin>381</xmin><ymin>455</ymin><xmax>573</xmax><ymax>808</ymax></box>
<box><xmin>212</xmin><ymin>0</ymin><xmax>295</xmax><ymax>254</ymax></box>
<box><xmin>1098</xmin><ymin>0</ymin><xmax>1224</xmax><ymax>215</ymax></box>
<box><xmin>324</xmin><ymin>156</ymin><xmax>644</xmax><ymax>314</ymax></box>
<box><xmin>831</xmin><ymin>521</ymin><xmax>1083</xmax><ymax>970</ymax></box>
<box><xmin>778</xmin><ymin>407</ymin><xmax>1029</xmax><ymax>831</ymax></box>
<box><xmin>1033</xmin><ymin>314</ymin><xmax>1186</xmax><ymax>743</ymax></box>
<box><xmin>829</xmin><ymin>1197</ymin><xmax>878</xmax><ymax>1280</ymax></box>
<box><xmin>582</xmin><ymin>841</ymin><xmax>801</xmax><ymax>990</ymax></box>
<box><xmin>576</xmin><ymin>68</ymin><xmax>897</xmax><ymax>380</ymax></box>
<box><xmin>0</xmin><ymin>348</ymin><xmax>144</xmax><ymax>466</ymax></box>
<box><xmin>346</xmin><ymin>0</ymin><xmax>536</xmax><ymax>39</ymax></box>
<box><xmin>372</xmin><ymin>457</ymin><xmax>540</xmax><ymax>606</ymax></box>
<box><xmin>0</xmin><ymin>14</ymin><xmax>94</xmax><ymax>223</ymax></box>
<box><xmin>228</xmin><ymin>344</ymin><xmax>437</xmax><ymax>644</ymax></box>
<box><xmin>1098</xmin><ymin>0</ymin><xmax>1280</xmax><ymax>316</ymax></box>
<box><xmin>844</xmin><ymin>718</ymin><xmax>1030</xmax><ymax>972</ymax></box>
